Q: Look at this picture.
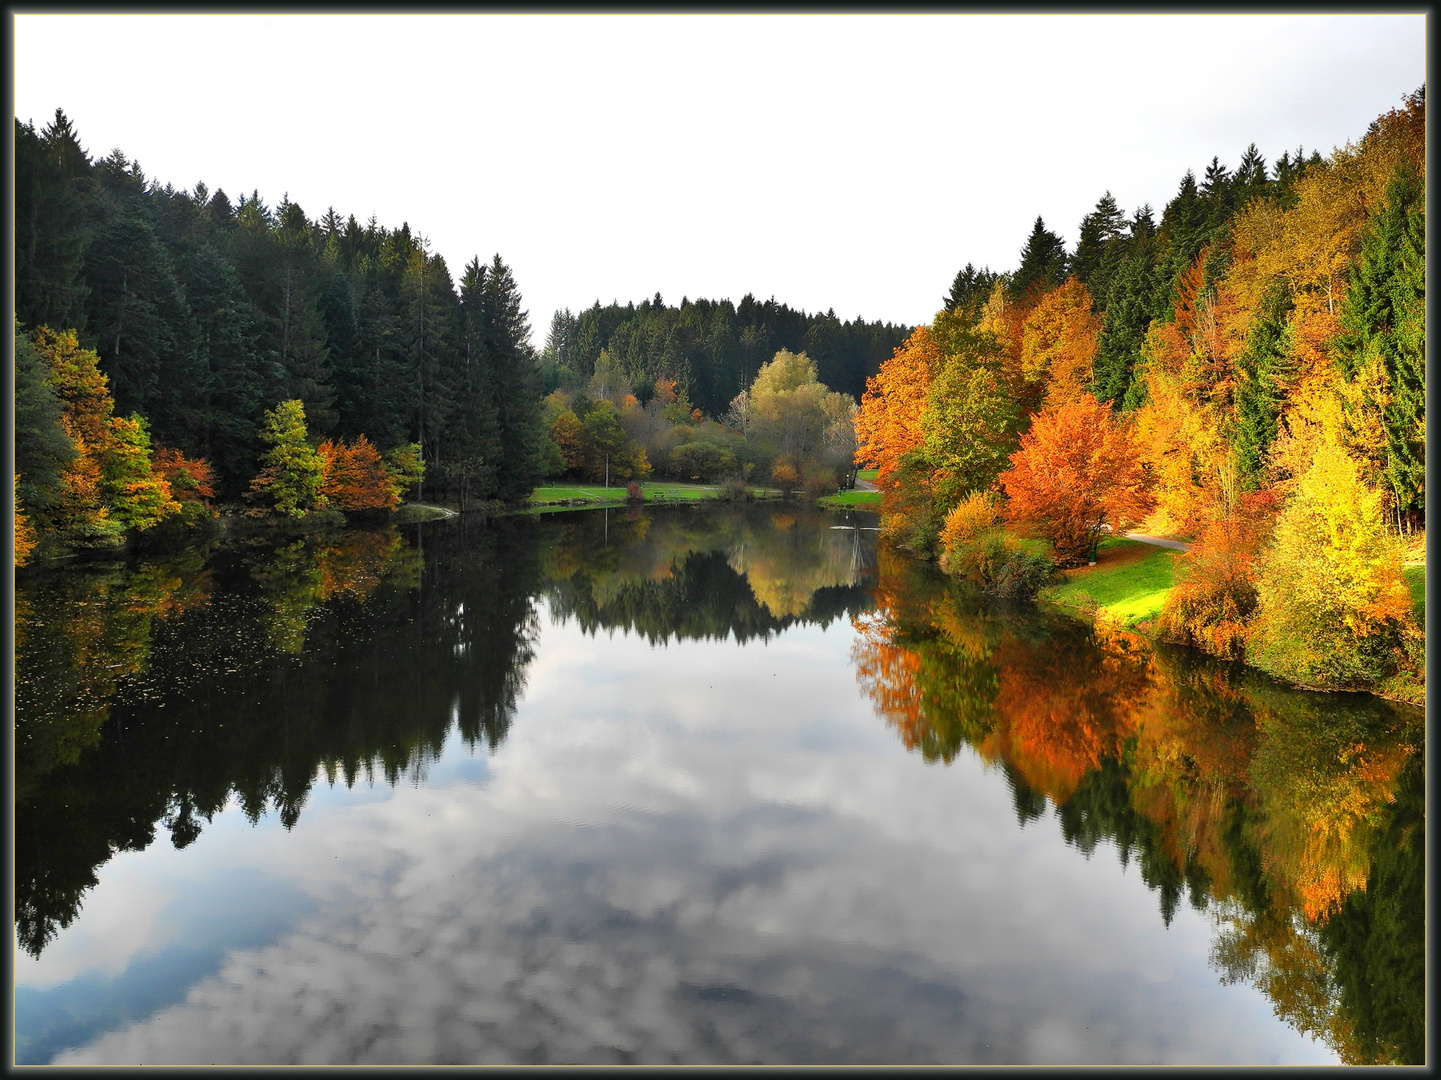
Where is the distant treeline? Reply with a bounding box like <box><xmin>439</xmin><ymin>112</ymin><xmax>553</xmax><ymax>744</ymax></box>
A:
<box><xmin>539</xmin><ymin>296</ymin><xmax>911</xmax><ymax>416</ymax></box>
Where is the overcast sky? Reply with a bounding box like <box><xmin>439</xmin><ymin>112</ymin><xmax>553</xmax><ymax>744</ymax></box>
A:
<box><xmin>12</xmin><ymin>12</ymin><xmax>1426</xmax><ymax>343</ymax></box>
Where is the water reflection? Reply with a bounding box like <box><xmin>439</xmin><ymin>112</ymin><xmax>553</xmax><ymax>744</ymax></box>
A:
<box><xmin>852</xmin><ymin>543</ymin><xmax>1425</xmax><ymax>1064</ymax></box>
<box><xmin>12</xmin><ymin>506</ymin><xmax>1424</xmax><ymax>1064</ymax></box>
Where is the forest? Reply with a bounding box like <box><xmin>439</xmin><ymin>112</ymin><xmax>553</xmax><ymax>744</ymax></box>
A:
<box><xmin>853</xmin><ymin>89</ymin><xmax>1425</xmax><ymax>700</ymax></box>
<box><xmin>14</xmin><ymin>109</ymin><xmax>902</xmax><ymax>556</ymax></box>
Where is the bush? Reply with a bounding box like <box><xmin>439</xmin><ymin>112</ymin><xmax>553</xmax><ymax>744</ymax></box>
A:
<box><xmin>1157</xmin><ymin>490</ymin><xmax>1276</xmax><ymax>659</ymax></box>
<box><xmin>719</xmin><ymin>478</ymin><xmax>751</xmax><ymax>501</ymax></box>
<box><xmin>625</xmin><ymin>480</ymin><xmax>643</xmax><ymax>502</ymax></box>
<box><xmin>941</xmin><ymin>525</ymin><xmax>1054</xmax><ymax>601</ymax></box>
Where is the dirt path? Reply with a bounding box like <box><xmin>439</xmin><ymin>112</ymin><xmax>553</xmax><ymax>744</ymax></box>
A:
<box><xmin>1122</xmin><ymin>532</ymin><xmax>1191</xmax><ymax>552</ymax></box>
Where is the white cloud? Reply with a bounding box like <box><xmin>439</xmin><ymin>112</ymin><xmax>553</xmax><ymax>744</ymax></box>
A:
<box><xmin>43</xmin><ymin>616</ymin><xmax>1334</xmax><ymax>1065</ymax></box>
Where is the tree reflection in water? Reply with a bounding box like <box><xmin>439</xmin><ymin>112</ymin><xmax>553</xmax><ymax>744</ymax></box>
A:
<box><xmin>14</xmin><ymin>509</ymin><xmax>1423</xmax><ymax>1063</ymax></box>
<box><xmin>851</xmin><ymin>542</ymin><xmax>1424</xmax><ymax>1064</ymax></box>
<box><xmin>13</xmin><ymin>505</ymin><xmax>873</xmax><ymax>962</ymax></box>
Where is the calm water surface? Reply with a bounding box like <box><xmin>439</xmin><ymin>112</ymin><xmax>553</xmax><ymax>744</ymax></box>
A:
<box><xmin>13</xmin><ymin>504</ymin><xmax>1424</xmax><ymax>1065</ymax></box>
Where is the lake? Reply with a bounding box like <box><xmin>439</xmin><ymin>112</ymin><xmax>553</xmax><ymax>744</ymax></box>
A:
<box><xmin>13</xmin><ymin>503</ymin><xmax>1424</xmax><ymax>1065</ymax></box>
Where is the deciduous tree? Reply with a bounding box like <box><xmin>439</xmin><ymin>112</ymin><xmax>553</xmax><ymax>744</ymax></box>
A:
<box><xmin>1001</xmin><ymin>395</ymin><xmax>1155</xmax><ymax>565</ymax></box>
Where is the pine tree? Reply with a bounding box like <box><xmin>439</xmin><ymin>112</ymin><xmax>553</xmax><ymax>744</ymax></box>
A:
<box><xmin>1336</xmin><ymin>166</ymin><xmax>1426</xmax><ymax>526</ymax></box>
<box><xmin>451</xmin><ymin>257</ymin><xmax>502</xmax><ymax>507</ymax></box>
<box><xmin>943</xmin><ymin>263</ymin><xmax>999</xmax><ymax>319</ymax></box>
<box><xmin>14</xmin><ymin>111</ymin><xmax>93</xmax><ymax>334</ymax></box>
<box><xmin>1010</xmin><ymin>216</ymin><xmax>1068</xmax><ymax>299</ymax></box>
<box><xmin>1069</xmin><ymin>192</ymin><xmax>1126</xmax><ymax>297</ymax></box>
<box><xmin>1232</xmin><ymin>286</ymin><xmax>1296</xmax><ymax>486</ymax></box>
<box><xmin>479</xmin><ymin>253</ymin><xmax>543</xmax><ymax>502</ymax></box>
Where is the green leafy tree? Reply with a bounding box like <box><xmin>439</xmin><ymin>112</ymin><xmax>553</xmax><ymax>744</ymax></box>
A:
<box><xmin>919</xmin><ymin>331</ymin><xmax>1019</xmax><ymax>511</ymax></box>
<box><xmin>101</xmin><ymin>414</ymin><xmax>179</xmax><ymax>530</ymax></box>
<box><xmin>247</xmin><ymin>399</ymin><xmax>325</xmax><ymax>517</ymax></box>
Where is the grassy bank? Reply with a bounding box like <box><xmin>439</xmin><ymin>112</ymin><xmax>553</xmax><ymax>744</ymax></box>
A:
<box><xmin>1038</xmin><ymin>537</ymin><xmax>1181</xmax><ymax>629</ymax></box>
<box><xmin>524</xmin><ymin>481</ymin><xmax>780</xmax><ymax>512</ymax></box>
<box><xmin>817</xmin><ymin>489</ymin><xmax>881</xmax><ymax>509</ymax></box>
<box><xmin>1403</xmin><ymin>563</ymin><xmax>1425</xmax><ymax>622</ymax></box>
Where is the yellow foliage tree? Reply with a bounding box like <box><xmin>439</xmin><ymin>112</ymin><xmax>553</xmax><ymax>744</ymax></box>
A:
<box><xmin>1018</xmin><ymin>277</ymin><xmax>1101</xmax><ymax>405</ymax></box>
<box><xmin>1250</xmin><ymin>440</ymin><xmax>1417</xmax><ymax>688</ymax></box>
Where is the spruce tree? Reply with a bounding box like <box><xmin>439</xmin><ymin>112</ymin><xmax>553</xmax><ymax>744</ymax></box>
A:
<box><xmin>1010</xmin><ymin>216</ymin><xmax>1068</xmax><ymax>299</ymax></box>
<box><xmin>1232</xmin><ymin>286</ymin><xmax>1296</xmax><ymax>486</ymax></box>
<box><xmin>1069</xmin><ymin>192</ymin><xmax>1126</xmax><ymax>294</ymax></box>
<box><xmin>1336</xmin><ymin>166</ymin><xmax>1426</xmax><ymax>525</ymax></box>
<box><xmin>480</xmin><ymin>253</ymin><xmax>543</xmax><ymax>502</ymax></box>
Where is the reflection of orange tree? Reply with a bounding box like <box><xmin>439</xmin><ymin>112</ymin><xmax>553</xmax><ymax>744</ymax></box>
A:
<box><xmin>250</xmin><ymin>528</ymin><xmax>419</xmax><ymax>653</ymax></box>
<box><xmin>854</xmin><ymin>542</ymin><xmax>1423</xmax><ymax>1059</ymax></box>
<box><xmin>14</xmin><ymin>549</ymin><xmax>213</xmax><ymax>796</ymax></box>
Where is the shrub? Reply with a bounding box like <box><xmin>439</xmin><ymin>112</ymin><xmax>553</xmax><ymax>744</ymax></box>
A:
<box><xmin>719</xmin><ymin>478</ymin><xmax>751</xmax><ymax>501</ymax></box>
<box><xmin>625</xmin><ymin>480</ymin><xmax>643</xmax><ymax>502</ymax></box>
<box><xmin>1157</xmin><ymin>490</ymin><xmax>1276</xmax><ymax>659</ymax></box>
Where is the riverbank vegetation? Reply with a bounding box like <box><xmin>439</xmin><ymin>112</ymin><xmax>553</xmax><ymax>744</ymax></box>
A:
<box><xmin>15</xmin><ymin>110</ymin><xmax>877</xmax><ymax>560</ymax></box>
<box><xmin>853</xmin><ymin>89</ymin><xmax>1425</xmax><ymax>701</ymax></box>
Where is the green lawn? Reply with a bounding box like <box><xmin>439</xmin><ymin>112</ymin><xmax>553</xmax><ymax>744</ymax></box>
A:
<box><xmin>1403</xmin><ymin>563</ymin><xmax>1425</xmax><ymax>622</ymax></box>
<box><xmin>817</xmin><ymin>489</ymin><xmax>881</xmax><ymax>509</ymax></box>
<box><xmin>1039</xmin><ymin>538</ymin><xmax>1181</xmax><ymax>629</ymax></box>
<box><xmin>525</xmin><ymin>481</ymin><xmax>777</xmax><ymax>511</ymax></box>
<box><xmin>857</xmin><ymin>468</ymin><xmax>879</xmax><ymax>483</ymax></box>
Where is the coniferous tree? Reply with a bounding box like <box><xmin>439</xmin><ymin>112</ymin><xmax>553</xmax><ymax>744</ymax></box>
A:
<box><xmin>1092</xmin><ymin>207</ymin><xmax>1161</xmax><ymax>409</ymax></box>
<box><xmin>14</xmin><ymin>111</ymin><xmax>93</xmax><ymax>334</ymax></box>
<box><xmin>1232</xmin><ymin>285</ymin><xmax>1296</xmax><ymax>486</ymax></box>
<box><xmin>1009</xmin><ymin>216</ymin><xmax>1068</xmax><ymax>300</ymax></box>
<box><xmin>479</xmin><ymin>253</ymin><xmax>543</xmax><ymax>502</ymax></box>
<box><xmin>942</xmin><ymin>263</ymin><xmax>999</xmax><ymax>321</ymax></box>
<box><xmin>1336</xmin><ymin>166</ymin><xmax>1426</xmax><ymax>526</ymax></box>
<box><xmin>1070</xmin><ymin>192</ymin><xmax>1127</xmax><ymax>301</ymax></box>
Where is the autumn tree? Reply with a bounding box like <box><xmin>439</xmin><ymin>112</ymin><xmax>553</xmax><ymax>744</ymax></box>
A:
<box><xmin>15</xmin><ymin>476</ymin><xmax>38</xmax><ymax>566</ymax></box>
<box><xmin>318</xmin><ymin>434</ymin><xmax>400</xmax><ymax>512</ymax></box>
<box><xmin>1157</xmin><ymin>489</ymin><xmax>1279</xmax><ymax>658</ymax></box>
<box><xmin>854</xmin><ymin>326</ymin><xmax>942</xmax><ymax>492</ymax></box>
<box><xmin>1249</xmin><ymin>440</ymin><xmax>1417</xmax><ymax>689</ymax></box>
<box><xmin>32</xmin><ymin>326</ymin><xmax>177</xmax><ymax>544</ymax></box>
<box><xmin>918</xmin><ymin>329</ymin><xmax>1018</xmax><ymax>510</ymax></box>
<box><xmin>1018</xmin><ymin>277</ymin><xmax>1102</xmax><ymax>406</ymax></box>
<box><xmin>101</xmin><ymin>414</ymin><xmax>180</xmax><ymax>530</ymax></box>
<box><xmin>247</xmin><ymin>399</ymin><xmax>325</xmax><ymax>517</ymax></box>
<box><xmin>153</xmin><ymin>447</ymin><xmax>217</xmax><ymax>526</ymax></box>
<box><xmin>1001</xmin><ymin>395</ymin><xmax>1156</xmax><ymax>565</ymax></box>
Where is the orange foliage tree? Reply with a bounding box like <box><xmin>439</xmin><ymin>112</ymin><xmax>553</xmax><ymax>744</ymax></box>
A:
<box><xmin>1019</xmin><ymin>277</ymin><xmax>1101</xmax><ymax>406</ymax></box>
<box><xmin>318</xmin><ymin>434</ymin><xmax>400</xmax><ymax>512</ymax></box>
<box><xmin>153</xmin><ymin>447</ymin><xmax>218</xmax><ymax>526</ymax></box>
<box><xmin>853</xmin><ymin>326</ymin><xmax>942</xmax><ymax>492</ymax></box>
<box><xmin>1001</xmin><ymin>395</ymin><xmax>1156</xmax><ymax>566</ymax></box>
